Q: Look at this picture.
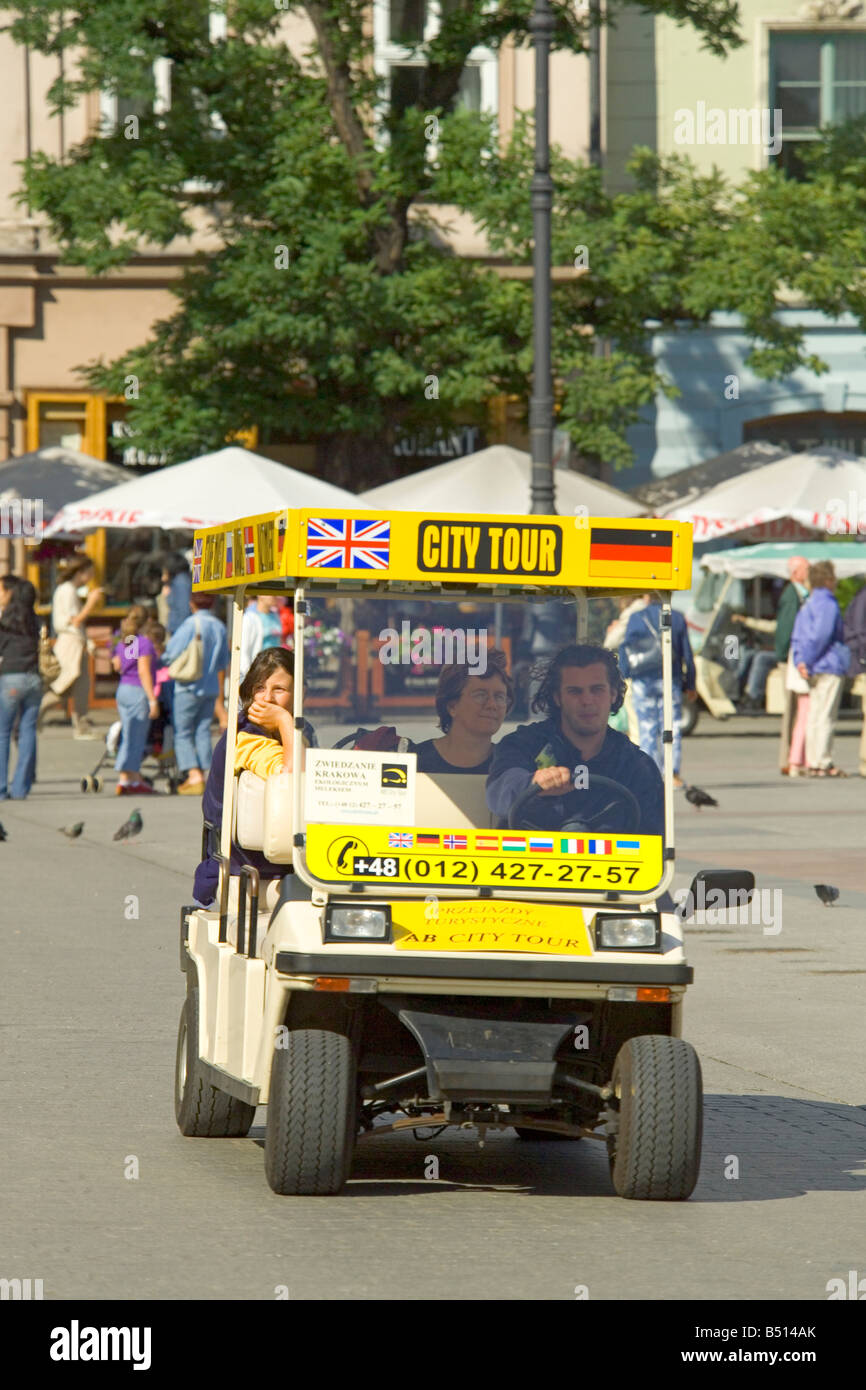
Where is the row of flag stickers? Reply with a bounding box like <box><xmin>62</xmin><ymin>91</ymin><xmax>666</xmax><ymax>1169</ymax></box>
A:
<box><xmin>195</xmin><ymin>517</ymin><xmax>291</xmax><ymax>585</ymax></box>
<box><xmin>387</xmin><ymin>833</ymin><xmax>641</xmax><ymax>855</ymax></box>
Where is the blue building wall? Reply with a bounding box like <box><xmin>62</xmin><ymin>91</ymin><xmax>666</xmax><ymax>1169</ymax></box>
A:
<box><xmin>621</xmin><ymin>310</ymin><xmax>866</xmax><ymax>486</ymax></box>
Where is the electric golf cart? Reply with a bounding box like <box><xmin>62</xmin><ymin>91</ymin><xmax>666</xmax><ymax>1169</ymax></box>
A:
<box><xmin>175</xmin><ymin>507</ymin><xmax>748</xmax><ymax>1198</ymax></box>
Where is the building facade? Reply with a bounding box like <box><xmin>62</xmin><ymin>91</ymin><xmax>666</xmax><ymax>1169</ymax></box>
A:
<box><xmin>607</xmin><ymin>0</ymin><xmax>866</xmax><ymax>482</ymax></box>
<box><xmin>0</xmin><ymin>4</ymin><xmax>594</xmax><ymax>478</ymax></box>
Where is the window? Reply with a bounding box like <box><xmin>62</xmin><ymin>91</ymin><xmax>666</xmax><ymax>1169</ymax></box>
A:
<box><xmin>24</xmin><ymin>392</ymin><xmax>171</xmax><ymax>466</ymax></box>
<box><xmin>99</xmin><ymin>6</ymin><xmax>226</xmax><ymax>138</ymax></box>
<box><xmin>743</xmin><ymin>410</ymin><xmax>866</xmax><ymax>456</ymax></box>
<box><xmin>373</xmin><ymin>0</ymin><xmax>497</xmax><ymax>131</ymax></box>
<box><xmin>770</xmin><ymin>30</ymin><xmax>866</xmax><ymax>178</ymax></box>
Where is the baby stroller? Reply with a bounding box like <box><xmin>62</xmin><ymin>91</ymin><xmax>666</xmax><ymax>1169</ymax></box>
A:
<box><xmin>80</xmin><ymin>703</ymin><xmax>181</xmax><ymax>794</ymax></box>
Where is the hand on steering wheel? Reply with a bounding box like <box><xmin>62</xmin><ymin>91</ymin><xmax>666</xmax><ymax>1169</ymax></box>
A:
<box><xmin>507</xmin><ymin>774</ymin><xmax>641</xmax><ymax>834</ymax></box>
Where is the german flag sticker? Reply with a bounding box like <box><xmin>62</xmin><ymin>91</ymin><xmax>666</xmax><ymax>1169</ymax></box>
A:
<box><xmin>588</xmin><ymin>526</ymin><xmax>674</xmax><ymax>581</ymax></box>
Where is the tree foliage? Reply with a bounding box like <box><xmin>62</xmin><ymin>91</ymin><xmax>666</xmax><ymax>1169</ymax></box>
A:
<box><xmin>7</xmin><ymin>0</ymin><xmax>866</xmax><ymax>484</ymax></box>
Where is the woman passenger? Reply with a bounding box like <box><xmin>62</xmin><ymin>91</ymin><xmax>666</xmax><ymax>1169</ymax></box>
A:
<box><xmin>192</xmin><ymin>648</ymin><xmax>315</xmax><ymax>908</ymax></box>
<box><xmin>412</xmin><ymin>648</ymin><xmax>513</xmax><ymax>774</ymax></box>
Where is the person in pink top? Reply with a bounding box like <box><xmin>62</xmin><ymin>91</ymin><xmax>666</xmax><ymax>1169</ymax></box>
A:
<box><xmin>111</xmin><ymin>604</ymin><xmax>160</xmax><ymax>795</ymax></box>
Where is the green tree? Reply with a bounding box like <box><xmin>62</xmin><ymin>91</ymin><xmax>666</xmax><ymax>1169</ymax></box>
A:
<box><xmin>11</xmin><ymin>1</ymin><xmax>866</xmax><ymax>486</ymax></box>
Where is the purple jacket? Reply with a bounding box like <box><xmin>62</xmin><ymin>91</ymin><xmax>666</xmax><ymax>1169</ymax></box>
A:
<box><xmin>790</xmin><ymin>589</ymin><xmax>850</xmax><ymax>677</ymax></box>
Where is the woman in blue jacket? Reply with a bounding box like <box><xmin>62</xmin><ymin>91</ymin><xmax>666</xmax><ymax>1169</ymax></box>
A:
<box><xmin>790</xmin><ymin>562</ymin><xmax>850</xmax><ymax>776</ymax></box>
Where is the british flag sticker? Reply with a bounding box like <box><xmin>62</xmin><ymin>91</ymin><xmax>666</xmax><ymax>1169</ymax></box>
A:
<box><xmin>388</xmin><ymin>832</ymin><xmax>413</xmax><ymax>848</ymax></box>
<box><xmin>306</xmin><ymin>517</ymin><xmax>391</xmax><ymax>570</ymax></box>
<box><xmin>192</xmin><ymin>536</ymin><xmax>203</xmax><ymax>585</ymax></box>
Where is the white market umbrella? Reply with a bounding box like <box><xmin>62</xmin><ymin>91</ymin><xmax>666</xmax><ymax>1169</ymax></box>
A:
<box><xmin>43</xmin><ymin>446</ymin><xmax>356</xmax><ymax>536</ymax></box>
<box><xmin>663</xmin><ymin>446</ymin><xmax>866</xmax><ymax>542</ymax></box>
<box><xmin>358</xmin><ymin>445</ymin><xmax>644</xmax><ymax>517</ymax></box>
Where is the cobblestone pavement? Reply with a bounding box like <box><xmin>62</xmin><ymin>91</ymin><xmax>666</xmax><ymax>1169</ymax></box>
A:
<box><xmin>1</xmin><ymin>712</ymin><xmax>864</xmax><ymax>1299</ymax></box>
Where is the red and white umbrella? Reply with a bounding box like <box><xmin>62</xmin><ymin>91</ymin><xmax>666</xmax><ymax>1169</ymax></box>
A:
<box><xmin>662</xmin><ymin>446</ymin><xmax>866</xmax><ymax>542</ymax></box>
<box><xmin>43</xmin><ymin>446</ymin><xmax>356</xmax><ymax>536</ymax></box>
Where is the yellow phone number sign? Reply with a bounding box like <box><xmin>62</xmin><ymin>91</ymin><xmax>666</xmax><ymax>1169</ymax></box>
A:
<box><xmin>305</xmin><ymin>825</ymin><xmax>664</xmax><ymax>893</ymax></box>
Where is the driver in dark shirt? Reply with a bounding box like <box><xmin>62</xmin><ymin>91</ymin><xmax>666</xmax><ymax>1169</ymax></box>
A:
<box><xmin>486</xmin><ymin>643</ymin><xmax>664</xmax><ymax>836</ymax></box>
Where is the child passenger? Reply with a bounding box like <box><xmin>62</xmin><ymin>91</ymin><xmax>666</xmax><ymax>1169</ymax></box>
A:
<box><xmin>192</xmin><ymin>649</ymin><xmax>315</xmax><ymax>908</ymax></box>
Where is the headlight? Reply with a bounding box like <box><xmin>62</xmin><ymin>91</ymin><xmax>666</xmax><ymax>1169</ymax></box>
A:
<box><xmin>324</xmin><ymin>905</ymin><xmax>392</xmax><ymax>942</ymax></box>
<box><xmin>595</xmin><ymin>914</ymin><xmax>660</xmax><ymax>950</ymax></box>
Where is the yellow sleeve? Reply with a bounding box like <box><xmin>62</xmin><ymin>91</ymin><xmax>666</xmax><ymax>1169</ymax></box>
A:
<box><xmin>234</xmin><ymin>731</ymin><xmax>289</xmax><ymax>778</ymax></box>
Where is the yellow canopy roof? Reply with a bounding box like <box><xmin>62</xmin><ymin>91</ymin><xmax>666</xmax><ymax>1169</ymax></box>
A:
<box><xmin>192</xmin><ymin>509</ymin><xmax>693</xmax><ymax>593</ymax></box>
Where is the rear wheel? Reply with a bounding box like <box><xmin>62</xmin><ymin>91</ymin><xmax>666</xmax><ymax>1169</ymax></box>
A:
<box><xmin>264</xmin><ymin>1029</ymin><xmax>357</xmax><ymax>1195</ymax></box>
<box><xmin>175</xmin><ymin>986</ymin><xmax>256</xmax><ymax>1137</ymax></box>
<box><xmin>607</xmin><ymin>1034</ymin><xmax>702</xmax><ymax>1200</ymax></box>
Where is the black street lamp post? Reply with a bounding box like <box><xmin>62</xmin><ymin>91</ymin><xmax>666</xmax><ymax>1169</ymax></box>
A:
<box><xmin>528</xmin><ymin>0</ymin><xmax>556</xmax><ymax>514</ymax></box>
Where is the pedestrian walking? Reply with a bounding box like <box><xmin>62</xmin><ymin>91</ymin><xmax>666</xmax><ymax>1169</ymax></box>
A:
<box><xmin>790</xmin><ymin>561</ymin><xmax>850</xmax><ymax>776</ymax></box>
<box><xmin>239</xmin><ymin>595</ymin><xmax>284</xmax><ymax>681</ymax></box>
<box><xmin>111</xmin><ymin>604</ymin><xmax>160</xmax><ymax>796</ymax></box>
<box><xmin>619</xmin><ymin>595</ymin><xmax>697</xmax><ymax>790</ymax></box>
<box><xmin>160</xmin><ymin>553</ymin><xmax>193</xmax><ymax>636</ymax></box>
<box><xmin>163</xmin><ymin>594</ymin><xmax>229</xmax><ymax>795</ymax></box>
<box><xmin>777</xmin><ymin>556</ymin><xmax>810</xmax><ymax>774</ymax></box>
<box><xmin>38</xmin><ymin>556</ymin><xmax>103</xmax><ymax>737</ymax></box>
<box><xmin>0</xmin><ymin>575</ymin><xmax>41</xmax><ymax>800</ymax></box>
<box><xmin>842</xmin><ymin>580</ymin><xmax>866</xmax><ymax>778</ymax></box>
<box><xmin>604</xmin><ymin>593</ymin><xmax>648</xmax><ymax>743</ymax></box>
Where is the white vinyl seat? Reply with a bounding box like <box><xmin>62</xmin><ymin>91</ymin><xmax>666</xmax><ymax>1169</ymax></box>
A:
<box><xmin>414</xmin><ymin>772</ymin><xmax>492</xmax><ymax>828</ymax></box>
<box><xmin>235</xmin><ymin>770</ymin><xmax>266</xmax><ymax>850</ymax></box>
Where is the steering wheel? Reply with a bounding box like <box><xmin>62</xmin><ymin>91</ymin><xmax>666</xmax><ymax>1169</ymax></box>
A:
<box><xmin>507</xmin><ymin>775</ymin><xmax>642</xmax><ymax>834</ymax></box>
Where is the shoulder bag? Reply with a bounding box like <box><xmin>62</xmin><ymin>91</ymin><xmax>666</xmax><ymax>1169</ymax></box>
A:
<box><xmin>167</xmin><ymin>614</ymin><xmax>204</xmax><ymax>683</ymax></box>
<box><xmin>624</xmin><ymin>614</ymin><xmax>663</xmax><ymax>679</ymax></box>
<box><xmin>39</xmin><ymin>624</ymin><xmax>62</xmax><ymax>687</ymax></box>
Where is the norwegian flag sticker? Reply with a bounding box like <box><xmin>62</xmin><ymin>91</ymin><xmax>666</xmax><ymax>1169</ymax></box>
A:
<box><xmin>442</xmin><ymin>834</ymin><xmax>467</xmax><ymax>850</ymax></box>
<box><xmin>244</xmin><ymin>525</ymin><xmax>256</xmax><ymax>575</ymax></box>
<box><xmin>306</xmin><ymin>518</ymin><xmax>391</xmax><ymax>570</ymax></box>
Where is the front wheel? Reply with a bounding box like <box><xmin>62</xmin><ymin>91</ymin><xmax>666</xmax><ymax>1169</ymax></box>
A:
<box><xmin>265</xmin><ymin>1029</ymin><xmax>357</xmax><ymax>1195</ymax></box>
<box><xmin>607</xmin><ymin>1035</ymin><xmax>702</xmax><ymax>1200</ymax></box>
<box><xmin>175</xmin><ymin>986</ymin><xmax>256</xmax><ymax>1137</ymax></box>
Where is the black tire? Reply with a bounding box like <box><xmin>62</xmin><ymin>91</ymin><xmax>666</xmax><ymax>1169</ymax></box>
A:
<box><xmin>80</xmin><ymin>777</ymin><xmax>90</xmax><ymax>793</ymax></box>
<box><xmin>680</xmin><ymin>699</ymin><xmax>699</xmax><ymax>737</ymax></box>
<box><xmin>264</xmin><ymin>1029</ymin><xmax>357</xmax><ymax>1196</ymax></box>
<box><xmin>175</xmin><ymin>986</ymin><xmax>256</xmax><ymax>1138</ymax></box>
<box><xmin>93</xmin><ymin>776</ymin><xmax>103</xmax><ymax>793</ymax></box>
<box><xmin>608</xmin><ymin>1035</ymin><xmax>702</xmax><ymax>1200</ymax></box>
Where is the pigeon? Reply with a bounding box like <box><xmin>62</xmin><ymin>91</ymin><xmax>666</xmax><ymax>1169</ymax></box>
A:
<box><xmin>59</xmin><ymin>822</ymin><xmax>84</xmax><ymax>839</ymax></box>
<box><xmin>0</xmin><ymin>821</ymin><xmax>6</xmax><ymax>841</ymax></box>
<box><xmin>685</xmin><ymin>784</ymin><xmax>718</xmax><ymax>810</ymax></box>
<box><xmin>814</xmin><ymin>884</ymin><xmax>840</xmax><ymax>908</ymax></box>
<box><xmin>113</xmin><ymin>809</ymin><xmax>143</xmax><ymax>842</ymax></box>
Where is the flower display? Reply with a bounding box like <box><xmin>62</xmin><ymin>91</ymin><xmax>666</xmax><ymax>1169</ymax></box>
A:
<box><xmin>288</xmin><ymin>620</ymin><xmax>350</xmax><ymax>662</ymax></box>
